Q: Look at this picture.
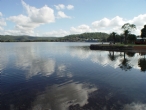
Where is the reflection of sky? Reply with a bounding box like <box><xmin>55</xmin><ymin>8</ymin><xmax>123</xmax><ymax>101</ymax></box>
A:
<box><xmin>0</xmin><ymin>43</ymin><xmax>144</xmax><ymax>73</ymax></box>
<box><xmin>123</xmin><ymin>103</ymin><xmax>146</xmax><ymax>110</ymax></box>
<box><xmin>0</xmin><ymin>42</ymin><xmax>145</xmax><ymax>77</ymax></box>
<box><xmin>0</xmin><ymin>43</ymin><xmax>75</xmax><ymax>79</ymax></box>
<box><xmin>57</xmin><ymin>64</ymin><xmax>73</xmax><ymax>78</ymax></box>
<box><xmin>0</xmin><ymin>43</ymin><xmax>12</xmax><ymax>73</ymax></box>
<box><xmin>69</xmin><ymin>48</ymin><xmax>143</xmax><ymax>70</ymax></box>
<box><xmin>14</xmin><ymin>47</ymin><xmax>56</xmax><ymax>78</ymax></box>
<box><xmin>32</xmin><ymin>82</ymin><xmax>97</xmax><ymax>110</ymax></box>
<box><xmin>1</xmin><ymin>42</ymin><xmax>146</xmax><ymax>109</ymax></box>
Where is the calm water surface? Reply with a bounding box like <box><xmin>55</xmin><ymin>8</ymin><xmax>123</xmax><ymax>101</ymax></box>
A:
<box><xmin>1</xmin><ymin>42</ymin><xmax>146</xmax><ymax>110</ymax></box>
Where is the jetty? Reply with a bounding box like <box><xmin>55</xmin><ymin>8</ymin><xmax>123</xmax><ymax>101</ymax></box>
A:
<box><xmin>90</xmin><ymin>44</ymin><xmax>146</xmax><ymax>52</ymax></box>
<box><xmin>90</xmin><ymin>44</ymin><xmax>133</xmax><ymax>51</ymax></box>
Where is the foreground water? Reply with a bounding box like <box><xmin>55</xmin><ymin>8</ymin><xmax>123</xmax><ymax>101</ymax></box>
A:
<box><xmin>1</xmin><ymin>42</ymin><xmax>146</xmax><ymax>110</ymax></box>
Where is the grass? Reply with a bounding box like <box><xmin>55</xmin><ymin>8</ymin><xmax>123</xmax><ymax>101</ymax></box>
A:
<box><xmin>115</xmin><ymin>43</ymin><xmax>146</xmax><ymax>46</ymax></box>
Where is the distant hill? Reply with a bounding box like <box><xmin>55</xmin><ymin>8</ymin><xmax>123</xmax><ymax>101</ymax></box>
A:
<box><xmin>0</xmin><ymin>32</ymin><xmax>109</xmax><ymax>42</ymax></box>
<box><xmin>58</xmin><ymin>32</ymin><xmax>109</xmax><ymax>42</ymax></box>
<box><xmin>0</xmin><ymin>35</ymin><xmax>58</xmax><ymax>42</ymax></box>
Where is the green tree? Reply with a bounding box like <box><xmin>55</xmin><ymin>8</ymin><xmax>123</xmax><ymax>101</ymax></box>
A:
<box><xmin>127</xmin><ymin>34</ymin><xmax>136</xmax><ymax>43</ymax></box>
<box><xmin>121</xmin><ymin>23</ymin><xmax>136</xmax><ymax>44</ymax></box>
<box><xmin>111</xmin><ymin>32</ymin><xmax>117</xmax><ymax>44</ymax></box>
<box><xmin>107</xmin><ymin>33</ymin><xmax>121</xmax><ymax>43</ymax></box>
<box><xmin>119</xmin><ymin>34</ymin><xmax>124</xmax><ymax>44</ymax></box>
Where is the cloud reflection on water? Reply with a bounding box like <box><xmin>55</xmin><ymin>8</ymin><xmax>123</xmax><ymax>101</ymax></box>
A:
<box><xmin>0</xmin><ymin>45</ymin><xmax>10</xmax><ymax>73</ymax></box>
<box><xmin>0</xmin><ymin>43</ymin><xmax>145</xmax><ymax>77</ymax></box>
<box><xmin>57</xmin><ymin>64</ymin><xmax>73</xmax><ymax>78</ymax></box>
<box><xmin>123</xmin><ymin>103</ymin><xmax>146</xmax><ymax>110</ymax></box>
<box><xmin>69</xmin><ymin>47</ymin><xmax>143</xmax><ymax>70</ymax></box>
<box><xmin>32</xmin><ymin>82</ymin><xmax>97</xmax><ymax>110</ymax></box>
<box><xmin>12</xmin><ymin>44</ymin><xmax>56</xmax><ymax>78</ymax></box>
<box><xmin>1</xmin><ymin>43</ymin><xmax>146</xmax><ymax>110</ymax></box>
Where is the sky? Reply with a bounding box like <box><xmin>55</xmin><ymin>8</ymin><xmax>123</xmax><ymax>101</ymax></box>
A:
<box><xmin>0</xmin><ymin>0</ymin><xmax>146</xmax><ymax>37</ymax></box>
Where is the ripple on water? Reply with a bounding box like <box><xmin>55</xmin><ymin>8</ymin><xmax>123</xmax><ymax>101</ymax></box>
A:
<box><xmin>1</xmin><ymin>42</ymin><xmax>146</xmax><ymax>110</ymax></box>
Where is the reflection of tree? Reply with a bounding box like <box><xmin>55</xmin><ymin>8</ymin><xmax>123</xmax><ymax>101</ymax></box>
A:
<box><xmin>139</xmin><ymin>52</ymin><xmax>146</xmax><ymax>56</ymax></box>
<box><xmin>108</xmin><ymin>51</ymin><xmax>118</xmax><ymax>61</ymax></box>
<box><xmin>119</xmin><ymin>52</ymin><xmax>132</xmax><ymax>71</ymax></box>
<box><xmin>126</xmin><ymin>52</ymin><xmax>135</xmax><ymax>57</ymax></box>
<box><xmin>138</xmin><ymin>58</ymin><xmax>146</xmax><ymax>72</ymax></box>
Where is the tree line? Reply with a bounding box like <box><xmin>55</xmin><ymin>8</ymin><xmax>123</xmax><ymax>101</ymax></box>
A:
<box><xmin>0</xmin><ymin>33</ymin><xmax>109</xmax><ymax>42</ymax></box>
<box><xmin>0</xmin><ymin>35</ymin><xmax>57</xmax><ymax>42</ymax></box>
<box><xmin>107</xmin><ymin>23</ymin><xmax>146</xmax><ymax>44</ymax></box>
<box><xmin>57</xmin><ymin>32</ymin><xmax>109</xmax><ymax>42</ymax></box>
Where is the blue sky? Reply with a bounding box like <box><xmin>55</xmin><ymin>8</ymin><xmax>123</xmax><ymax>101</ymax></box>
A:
<box><xmin>0</xmin><ymin>0</ymin><xmax>146</xmax><ymax>37</ymax></box>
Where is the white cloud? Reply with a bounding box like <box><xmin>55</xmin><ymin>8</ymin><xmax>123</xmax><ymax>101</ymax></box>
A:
<box><xmin>43</xmin><ymin>29</ymin><xmax>69</xmax><ymax>37</ymax></box>
<box><xmin>7</xmin><ymin>0</ymin><xmax>55</xmax><ymax>35</ymax></box>
<box><xmin>0</xmin><ymin>19</ymin><xmax>6</xmax><ymax>27</ymax></box>
<box><xmin>8</xmin><ymin>14</ymin><xmax>39</xmax><ymax>35</ymax></box>
<box><xmin>92</xmin><ymin>17</ymin><xmax>121</xmax><ymax>34</ymax></box>
<box><xmin>92</xmin><ymin>18</ymin><xmax>110</xmax><ymax>28</ymax></box>
<box><xmin>46</xmin><ymin>14</ymin><xmax>146</xmax><ymax>36</ymax></box>
<box><xmin>21</xmin><ymin>0</ymin><xmax>55</xmax><ymax>24</ymax></box>
<box><xmin>54</xmin><ymin>4</ymin><xmax>65</xmax><ymax>10</ymax></box>
<box><xmin>92</xmin><ymin>16</ymin><xmax>125</xmax><ymax>29</ymax></box>
<box><xmin>54</xmin><ymin>4</ymin><xmax>74</xmax><ymax>10</ymax></box>
<box><xmin>1</xmin><ymin>1</ymin><xmax>146</xmax><ymax>37</ymax></box>
<box><xmin>57</xmin><ymin>11</ymin><xmax>71</xmax><ymax>19</ymax></box>
<box><xmin>0</xmin><ymin>12</ymin><xmax>6</xmax><ymax>31</ymax></box>
<box><xmin>27</xmin><ymin>13</ymin><xmax>146</xmax><ymax>36</ymax></box>
<box><xmin>67</xmin><ymin>5</ymin><xmax>74</xmax><ymax>10</ymax></box>
<box><xmin>110</xmin><ymin>16</ymin><xmax>125</xmax><ymax>27</ymax></box>
<box><xmin>4</xmin><ymin>29</ymin><xmax>34</xmax><ymax>35</ymax></box>
<box><xmin>7</xmin><ymin>15</ymin><xmax>36</xmax><ymax>35</ymax></box>
<box><xmin>0</xmin><ymin>27</ymin><xmax>3</xmax><ymax>31</ymax></box>
<box><xmin>70</xmin><ymin>24</ymin><xmax>92</xmax><ymax>34</ymax></box>
<box><xmin>0</xmin><ymin>12</ymin><xmax>2</xmax><ymax>17</ymax></box>
<box><xmin>129</xmin><ymin>14</ymin><xmax>146</xmax><ymax>35</ymax></box>
<box><xmin>91</xmin><ymin>15</ymin><xmax>146</xmax><ymax>35</ymax></box>
<box><xmin>130</xmin><ymin>14</ymin><xmax>146</xmax><ymax>26</ymax></box>
<box><xmin>8</xmin><ymin>14</ymin><xmax>30</xmax><ymax>24</ymax></box>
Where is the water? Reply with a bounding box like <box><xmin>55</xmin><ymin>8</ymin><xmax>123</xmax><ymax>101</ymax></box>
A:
<box><xmin>1</xmin><ymin>42</ymin><xmax>146</xmax><ymax>110</ymax></box>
